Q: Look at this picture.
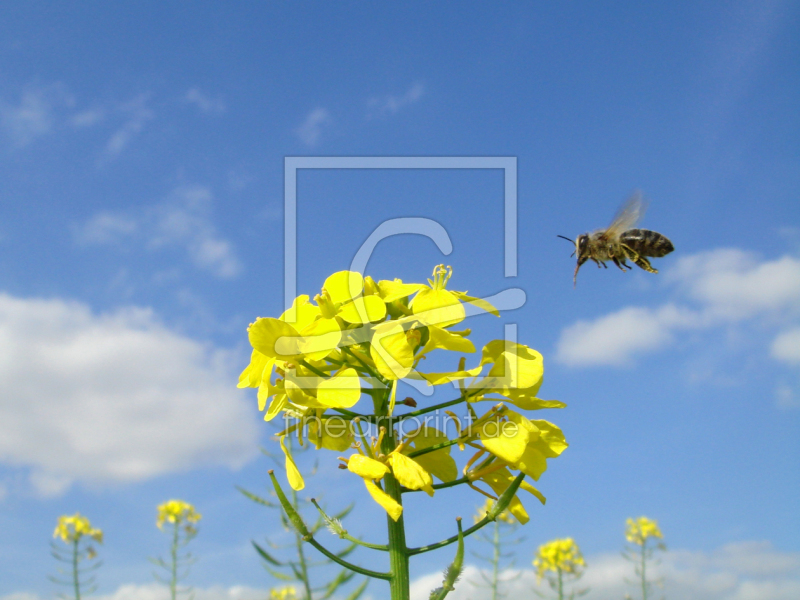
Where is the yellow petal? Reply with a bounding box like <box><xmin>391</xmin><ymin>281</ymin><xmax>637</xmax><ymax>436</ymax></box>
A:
<box><xmin>324</xmin><ymin>271</ymin><xmax>364</xmax><ymax>304</ymax></box>
<box><xmin>471</xmin><ymin>342</ymin><xmax>544</xmax><ymax>400</ymax></box>
<box><xmin>249</xmin><ymin>318</ymin><xmax>303</xmax><ymax>360</ymax></box>
<box><xmin>418</xmin><ymin>325</ymin><xmax>475</xmax><ymax>357</ymax></box>
<box><xmin>528</xmin><ymin>420</ymin><xmax>568</xmax><ymax>457</ymax></box>
<box><xmin>410</xmin><ymin>365</ymin><xmax>483</xmax><ymax>386</ymax></box>
<box><xmin>264</xmin><ymin>393</ymin><xmax>288</xmax><ymax>421</ymax></box>
<box><xmin>338</xmin><ymin>295</ymin><xmax>387</xmax><ymax>324</ymax></box>
<box><xmin>317</xmin><ymin>368</ymin><xmax>362</xmax><ymax>409</ymax></box>
<box><xmin>411</xmin><ymin>288</ymin><xmax>465</xmax><ymax>328</ymax></box>
<box><xmin>363</xmin><ymin>479</ymin><xmax>403</xmax><ymax>521</ymax></box>
<box><xmin>284</xmin><ymin>368</ymin><xmax>325</xmax><ymax>408</ymax></box>
<box><xmin>403</xmin><ymin>426</ymin><xmax>458</xmax><ymax>483</ymax></box>
<box><xmin>377</xmin><ymin>279</ymin><xmax>426</xmax><ymax>303</ymax></box>
<box><xmin>308</xmin><ymin>418</ymin><xmax>354</xmax><ymax>451</ymax></box>
<box><xmin>479</xmin><ymin>416</ymin><xmax>531</xmax><ymax>463</ymax></box>
<box><xmin>451</xmin><ymin>290</ymin><xmax>500</xmax><ymax>317</ymax></box>
<box><xmin>279</xmin><ymin>436</ymin><xmax>305</xmax><ymax>491</ymax></box>
<box><xmin>348</xmin><ymin>454</ymin><xmax>389</xmax><ymax>479</ymax></box>
<box><xmin>256</xmin><ymin>358</ymin><xmax>278</xmax><ymax>411</ymax></box>
<box><xmin>514</xmin><ymin>445</ymin><xmax>548</xmax><ymax>481</ymax></box>
<box><xmin>298</xmin><ymin>317</ymin><xmax>342</xmax><ymax>361</ymax></box>
<box><xmin>238</xmin><ymin>349</ymin><xmax>271</xmax><ymax>388</ymax></box>
<box><xmin>387</xmin><ymin>452</ymin><xmax>434</xmax><ymax>496</ymax></box>
<box><xmin>280</xmin><ymin>295</ymin><xmax>320</xmax><ymax>330</ymax></box>
<box><xmin>370</xmin><ymin>322</ymin><xmax>415</xmax><ymax>380</ymax></box>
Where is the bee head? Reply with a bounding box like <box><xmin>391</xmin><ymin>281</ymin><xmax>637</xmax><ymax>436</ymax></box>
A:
<box><xmin>572</xmin><ymin>233</ymin><xmax>591</xmax><ymax>286</ymax></box>
<box><xmin>575</xmin><ymin>234</ymin><xmax>590</xmax><ymax>260</ymax></box>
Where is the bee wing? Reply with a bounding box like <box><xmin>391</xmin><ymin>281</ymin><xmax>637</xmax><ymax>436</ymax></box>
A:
<box><xmin>605</xmin><ymin>191</ymin><xmax>647</xmax><ymax>237</ymax></box>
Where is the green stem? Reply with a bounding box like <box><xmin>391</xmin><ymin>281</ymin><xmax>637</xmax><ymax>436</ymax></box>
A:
<box><xmin>290</xmin><ymin>482</ymin><xmax>315</xmax><ymax>600</ymax></box>
<box><xmin>73</xmin><ymin>538</ymin><xmax>80</xmax><ymax>600</ymax></box>
<box><xmin>641</xmin><ymin>541</ymin><xmax>647</xmax><ymax>600</ymax></box>
<box><xmin>394</xmin><ymin>395</ymin><xmax>469</xmax><ymax>421</ymax></box>
<box><xmin>405</xmin><ymin>437</ymin><xmax>461</xmax><ymax>459</ymax></box>
<box><xmin>558</xmin><ymin>566</ymin><xmax>564</xmax><ymax>600</ymax></box>
<box><xmin>407</xmin><ymin>517</ymin><xmax>492</xmax><ymax>556</ymax></box>
<box><xmin>378</xmin><ymin>389</ymin><xmax>410</xmax><ymax>600</ymax></box>
<box><xmin>171</xmin><ymin>521</ymin><xmax>178</xmax><ymax>600</ymax></box>
<box><xmin>491</xmin><ymin>520</ymin><xmax>499</xmax><ymax>600</ymax></box>
<box><xmin>401</xmin><ymin>476</ymin><xmax>470</xmax><ymax>494</ymax></box>
<box><xmin>309</xmin><ymin>499</ymin><xmax>389</xmax><ymax>551</ymax></box>
<box><xmin>305</xmin><ymin>537</ymin><xmax>392</xmax><ymax>580</ymax></box>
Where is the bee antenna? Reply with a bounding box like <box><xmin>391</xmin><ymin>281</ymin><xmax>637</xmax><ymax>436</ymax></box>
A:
<box><xmin>557</xmin><ymin>235</ymin><xmax>576</xmax><ymax>257</ymax></box>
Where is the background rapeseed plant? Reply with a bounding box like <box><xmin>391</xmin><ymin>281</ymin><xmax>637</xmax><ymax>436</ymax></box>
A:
<box><xmin>239</xmin><ymin>266</ymin><xmax>569</xmax><ymax>600</ymax></box>
<box><xmin>468</xmin><ymin>499</ymin><xmax>522</xmax><ymax>600</ymax></box>
<box><xmin>50</xmin><ymin>514</ymin><xmax>103</xmax><ymax>600</ymax></box>
<box><xmin>623</xmin><ymin>516</ymin><xmax>666</xmax><ymax>600</ymax></box>
<box><xmin>152</xmin><ymin>500</ymin><xmax>201</xmax><ymax>600</ymax></box>
<box><xmin>532</xmin><ymin>537</ymin><xmax>587</xmax><ymax>600</ymax></box>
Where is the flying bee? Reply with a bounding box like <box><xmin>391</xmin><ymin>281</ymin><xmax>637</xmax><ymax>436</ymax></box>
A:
<box><xmin>558</xmin><ymin>193</ymin><xmax>674</xmax><ymax>286</ymax></box>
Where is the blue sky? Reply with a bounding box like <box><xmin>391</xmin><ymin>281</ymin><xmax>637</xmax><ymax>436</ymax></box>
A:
<box><xmin>0</xmin><ymin>2</ymin><xmax>798</xmax><ymax>599</ymax></box>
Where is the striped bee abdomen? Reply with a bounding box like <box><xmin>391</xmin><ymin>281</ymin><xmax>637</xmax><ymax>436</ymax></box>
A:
<box><xmin>620</xmin><ymin>228</ymin><xmax>674</xmax><ymax>257</ymax></box>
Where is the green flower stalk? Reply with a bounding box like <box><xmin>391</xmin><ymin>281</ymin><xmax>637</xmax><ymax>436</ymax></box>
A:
<box><xmin>239</xmin><ymin>437</ymin><xmax>369</xmax><ymax>600</ymax></box>
<box><xmin>532</xmin><ymin>538</ymin><xmax>588</xmax><ymax>600</ymax></box>
<box><xmin>152</xmin><ymin>500</ymin><xmax>201</xmax><ymax>600</ymax></box>
<box><xmin>469</xmin><ymin>499</ymin><xmax>522</xmax><ymax>600</ymax></box>
<box><xmin>623</xmin><ymin>516</ymin><xmax>666</xmax><ymax>600</ymax></box>
<box><xmin>50</xmin><ymin>513</ymin><xmax>103</xmax><ymax>600</ymax></box>
<box><xmin>239</xmin><ymin>266</ymin><xmax>569</xmax><ymax>600</ymax></box>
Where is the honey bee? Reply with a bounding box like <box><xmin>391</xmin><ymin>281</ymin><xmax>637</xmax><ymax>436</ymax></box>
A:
<box><xmin>558</xmin><ymin>193</ymin><xmax>674</xmax><ymax>286</ymax></box>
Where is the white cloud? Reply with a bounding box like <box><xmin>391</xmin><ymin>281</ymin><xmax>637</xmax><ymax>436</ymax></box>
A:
<box><xmin>409</xmin><ymin>542</ymin><xmax>800</xmax><ymax>600</ymax></box>
<box><xmin>295</xmin><ymin>107</ymin><xmax>331</xmax><ymax>146</ymax></box>
<box><xmin>668</xmin><ymin>249</ymin><xmax>800</xmax><ymax>320</ymax></box>
<box><xmin>1</xmin><ymin>585</ymin><xmax>270</xmax><ymax>600</ymax></box>
<box><xmin>74</xmin><ymin>213</ymin><xmax>139</xmax><ymax>244</ymax></box>
<box><xmin>0</xmin><ymin>292</ymin><xmax>259</xmax><ymax>495</ymax></box>
<box><xmin>557</xmin><ymin>249</ymin><xmax>800</xmax><ymax>370</ymax></box>
<box><xmin>0</xmin><ymin>85</ymin><xmax>73</xmax><ymax>146</ymax></box>
<box><xmin>71</xmin><ymin>108</ymin><xmax>106</xmax><ymax>128</ymax></box>
<box><xmin>73</xmin><ymin>185</ymin><xmax>242</xmax><ymax>279</ymax></box>
<box><xmin>105</xmin><ymin>94</ymin><xmax>154</xmax><ymax>157</ymax></box>
<box><xmin>771</xmin><ymin>328</ymin><xmax>800</xmax><ymax>366</ymax></box>
<box><xmin>185</xmin><ymin>88</ymin><xmax>226</xmax><ymax>114</ymax></box>
<box><xmin>556</xmin><ymin>304</ymin><xmax>701</xmax><ymax>367</ymax></box>
<box><xmin>368</xmin><ymin>82</ymin><xmax>425</xmax><ymax>118</ymax></box>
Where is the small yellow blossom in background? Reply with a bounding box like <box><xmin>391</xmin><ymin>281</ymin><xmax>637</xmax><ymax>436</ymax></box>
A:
<box><xmin>533</xmin><ymin>538</ymin><xmax>585</xmax><ymax>583</ymax></box>
<box><xmin>269</xmin><ymin>587</ymin><xmax>297</xmax><ymax>600</ymax></box>
<box><xmin>154</xmin><ymin>500</ymin><xmax>201</xmax><ymax>600</ymax></box>
<box><xmin>50</xmin><ymin>513</ymin><xmax>102</xmax><ymax>600</ymax></box>
<box><xmin>156</xmin><ymin>499</ymin><xmax>202</xmax><ymax>529</ymax></box>
<box><xmin>625</xmin><ymin>516</ymin><xmax>663</xmax><ymax>546</ymax></box>
<box><xmin>473</xmin><ymin>497</ymin><xmax>514</xmax><ymax>525</ymax></box>
<box><xmin>623</xmin><ymin>516</ymin><xmax>666</xmax><ymax>600</ymax></box>
<box><xmin>53</xmin><ymin>513</ymin><xmax>103</xmax><ymax>544</ymax></box>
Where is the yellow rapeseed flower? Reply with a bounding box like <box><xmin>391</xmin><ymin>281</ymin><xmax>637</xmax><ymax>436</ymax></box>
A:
<box><xmin>269</xmin><ymin>586</ymin><xmax>297</xmax><ymax>600</ymax></box>
<box><xmin>625</xmin><ymin>516</ymin><xmax>663</xmax><ymax>546</ymax></box>
<box><xmin>533</xmin><ymin>538</ymin><xmax>585</xmax><ymax>583</ymax></box>
<box><xmin>156</xmin><ymin>500</ymin><xmax>202</xmax><ymax>529</ymax></box>
<box><xmin>53</xmin><ymin>513</ymin><xmax>103</xmax><ymax>544</ymax></box>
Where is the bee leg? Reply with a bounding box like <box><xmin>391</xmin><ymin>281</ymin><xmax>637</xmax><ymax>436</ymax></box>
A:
<box><xmin>591</xmin><ymin>258</ymin><xmax>607</xmax><ymax>269</ymax></box>
<box><xmin>612</xmin><ymin>257</ymin><xmax>630</xmax><ymax>272</ymax></box>
<box><xmin>621</xmin><ymin>244</ymin><xmax>658</xmax><ymax>274</ymax></box>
